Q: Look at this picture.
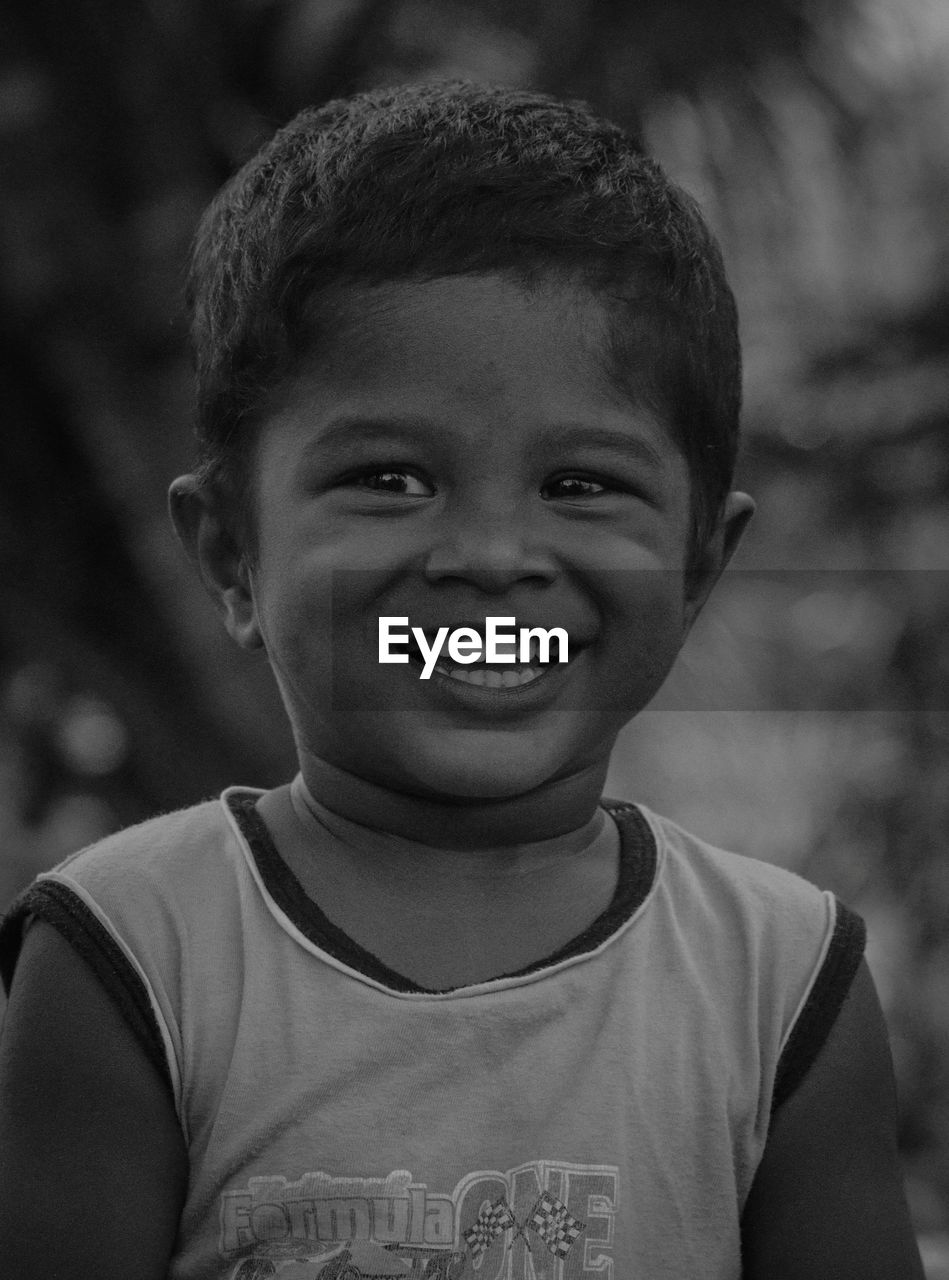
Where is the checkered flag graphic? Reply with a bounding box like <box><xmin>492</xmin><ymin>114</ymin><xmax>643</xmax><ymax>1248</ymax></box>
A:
<box><xmin>529</xmin><ymin>1191</ymin><xmax>585</xmax><ymax>1259</ymax></box>
<box><xmin>463</xmin><ymin>1197</ymin><xmax>517</xmax><ymax>1260</ymax></box>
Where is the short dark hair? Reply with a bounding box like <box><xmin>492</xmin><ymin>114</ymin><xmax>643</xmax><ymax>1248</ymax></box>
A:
<box><xmin>187</xmin><ymin>79</ymin><xmax>741</xmax><ymax>566</ymax></box>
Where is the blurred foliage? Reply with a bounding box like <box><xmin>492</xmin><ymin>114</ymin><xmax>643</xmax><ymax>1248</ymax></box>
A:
<box><xmin>1</xmin><ymin>0</ymin><xmax>948</xmax><ymax>1259</ymax></box>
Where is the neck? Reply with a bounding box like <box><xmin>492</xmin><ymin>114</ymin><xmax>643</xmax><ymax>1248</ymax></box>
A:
<box><xmin>296</xmin><ymin>752</ymin><xmax>612</xmax><ymax>851</ymax></box>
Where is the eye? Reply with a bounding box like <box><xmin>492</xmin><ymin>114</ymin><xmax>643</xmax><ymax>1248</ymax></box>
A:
<box><xmin>348</xmin><ymin>469</ymin><xmax>435</xmax><ymax>496</ymax></box>
<box><xmin>542</xmin><ymin>475</ymin><xmax>608</xmax><ymax>500</ymax></box>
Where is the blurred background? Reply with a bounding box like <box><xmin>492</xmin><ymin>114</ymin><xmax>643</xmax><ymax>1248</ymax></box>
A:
<box><xmin>1</xmin><ymin>0</ymin><xmax>947</xmax><ymax>1264</ymax></box>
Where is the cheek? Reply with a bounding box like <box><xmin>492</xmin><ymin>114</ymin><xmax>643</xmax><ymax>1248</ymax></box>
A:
<box><xmin>257</xmin><ymin>559</ymin><xmax>395</xmax><ymax>693</ymax></box>
<box><xmin>601</xmin><ymin>574</ymin><xmax>687</xmax><ymax>700</ymax></box>
<box><xmin>253</xmin><ymin>552</ymin><xmax>332</xmax><ymax>677</ymax></box>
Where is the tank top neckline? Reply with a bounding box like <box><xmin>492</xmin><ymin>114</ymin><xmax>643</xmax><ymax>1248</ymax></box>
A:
<box><xmin>224</xmin><ymin>789</ymin><xmax>659</xmax><ymax>995</ymax></box>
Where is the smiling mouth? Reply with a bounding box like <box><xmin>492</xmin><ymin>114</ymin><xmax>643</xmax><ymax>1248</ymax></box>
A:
<box><xmin>434</xmin><ymin>662</ymin><xmax>548</xmax><ymax>688</ymax></box>
<box><xmin>407</xmin><ymin>634</ymin><xmax>573</xmax><ymax>690</ymax></box>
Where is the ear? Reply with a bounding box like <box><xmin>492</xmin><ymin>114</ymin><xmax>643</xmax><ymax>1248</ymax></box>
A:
<box><xmin>683</xmin><ymin>490</ymin><xmax>755</xmax><ymax>632</ymax></box>
<box><xmin>168</xmin><ymin>475</ymin><xmax>263</xmax><ymax>650</ymax></box>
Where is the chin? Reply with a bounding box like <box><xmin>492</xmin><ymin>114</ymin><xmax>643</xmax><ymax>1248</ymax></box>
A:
<box><xmin>402</xmin><ymin>734</ymin><xmax>565</xmax><ymax>801</ymax></box>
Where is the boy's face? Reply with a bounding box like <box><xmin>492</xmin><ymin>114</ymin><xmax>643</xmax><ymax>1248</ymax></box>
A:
<box><xmin>223</xmin><ymin>275</ymin><xmax>741</xmax><ymax>801</ymax></box>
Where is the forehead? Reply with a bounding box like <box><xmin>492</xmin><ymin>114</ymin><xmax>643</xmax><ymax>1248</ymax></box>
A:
<box><xmin>261</xmin><ymin>273</ymin><xmax>683</xmax><ymax>473</ymax></box>
<box><xmin>307</xmin><ymin>274</ymin><xmax>612</xmax><ymax>399</ymax></box>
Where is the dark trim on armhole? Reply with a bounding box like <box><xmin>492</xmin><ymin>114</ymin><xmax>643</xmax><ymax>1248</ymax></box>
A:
<box><xmin>226</xmin><ymin>792</ymin><xmax>657</xmax><ymax>995</ymax></box>
<box><xmin>771</xmin><ymin>898</ymin><xmax>867</xmax><ymax>1115</ymax></box>
<box><xmin>0</xmin><ymin>881</ymin><xmax>175</xmax><ymax>1099</ymax></box>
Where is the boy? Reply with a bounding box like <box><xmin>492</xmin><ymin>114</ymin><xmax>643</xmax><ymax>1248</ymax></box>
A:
<box><xmin>0</xmin><ymin>81</ymin><xmax>923</xmax><ymax>1278</ymax></box>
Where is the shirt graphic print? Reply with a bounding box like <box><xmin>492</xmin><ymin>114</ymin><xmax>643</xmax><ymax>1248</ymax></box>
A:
<box><xmin>222</xmin><ymin>1160</ymin><xmax>617</xmax><ymax>1278</ymax></box>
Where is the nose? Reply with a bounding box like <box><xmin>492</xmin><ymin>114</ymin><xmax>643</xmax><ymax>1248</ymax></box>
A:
<box><xmin>422</xmin><ymin>494</ymin><xmax>558</xmax><ymax>593</ymax></box>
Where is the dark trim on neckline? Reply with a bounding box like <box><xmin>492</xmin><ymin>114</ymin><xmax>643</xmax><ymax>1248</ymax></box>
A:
<box><xmin>227</xmin><ymin>792</ymin><xmax>657</xmax><ymax>994</ymax></box>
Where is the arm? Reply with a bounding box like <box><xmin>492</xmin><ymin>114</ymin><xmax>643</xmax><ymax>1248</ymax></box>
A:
<box><xmin>741</xmin><ymin>958</ymin><xmax>924</xmax><ymax>1279</ymax></box>
<box><xmin>0</xmin><ymin>920</ymin><xmax>188</xmax><ymax>1279</ymax></box>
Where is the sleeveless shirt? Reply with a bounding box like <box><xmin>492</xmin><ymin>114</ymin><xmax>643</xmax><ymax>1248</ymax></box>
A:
<box><xmin>0</xmin><ymin>789</ymin><xmax>865</xmax><ymax>1280</ymax></box>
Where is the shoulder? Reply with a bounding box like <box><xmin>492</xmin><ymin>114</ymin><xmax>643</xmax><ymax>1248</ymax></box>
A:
<box><xmin>50</xmin><ymin>793</ymin><xmax>239</xmax><ymax>886</ymax></box>
<box><xmin>639</xmin><ymin>806</ymin><xmax>849</xmax><ymax>977</ymax></box>
<box><xmin>1</xmin><ymin>792</ymin><xmax>247</xmax><ymax>962</ymax></box>
<box><xmin>1</xmin><ymin>788</ymin><xmax>261</xmax><ymax>971</ymax></box>
<box><xmin>1</xmin><ymin>795</ymin><xmax>229</xmax><ymax>959</ymax></box>
<box><xmin>0</xmin><ymin>791</ymin><xmax>261</xmax><ymax>1099</ymax></box>
<box><xmin>642</xmin><ymin>805</ymin><xmax>833</xmax><ymax>916</ymax></box>
<box><xmin>637</xmin><ymin>805</ymin><xmax>866</xmax><ymax>1107</ymax></box>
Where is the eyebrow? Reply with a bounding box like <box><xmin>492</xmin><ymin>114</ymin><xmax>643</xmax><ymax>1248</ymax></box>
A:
<box><xmin>540</xmin><ymin>424</ymin><xmax>666</xmax><ymax>470</ymax></box>
<box><xmin>303</xmin><ymin>415</ymin><xmax>437</xmax><ymax>455</ymax></box>
<box><xmin>304</xmin><ymin>413</ymin><xmax>667</xmax><ymax>470</ymax></box>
